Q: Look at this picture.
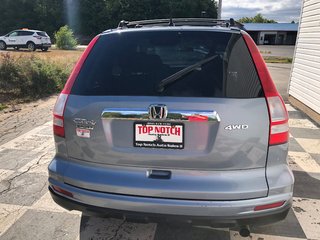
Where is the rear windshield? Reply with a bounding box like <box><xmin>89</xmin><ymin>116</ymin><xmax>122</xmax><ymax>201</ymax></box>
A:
<box><xmin>71</xmin><ymin>30</ymin><xmax>262</xmax><ymax>98</ymax></box>
<box><xmin>36</xmin><ymin>31</ymin><xmax>47</xmax><ymax>37</ymax></box>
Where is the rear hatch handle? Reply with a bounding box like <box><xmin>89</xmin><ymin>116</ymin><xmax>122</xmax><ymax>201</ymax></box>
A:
<box><xmin>147</xmin><ymin>170</ymin><xmax>172</xmax><ymax>179</ymax></box>
<box><xmin>101</xmin><ymin>108</ymin><xmax>220</xmax><ymax>122</ymax></box>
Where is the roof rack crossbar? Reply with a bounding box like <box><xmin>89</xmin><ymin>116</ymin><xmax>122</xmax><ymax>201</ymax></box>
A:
<box><xmin>117</xmin><ymin>18</ymin><xmax>243</xmax><ymax>29</ymax></box>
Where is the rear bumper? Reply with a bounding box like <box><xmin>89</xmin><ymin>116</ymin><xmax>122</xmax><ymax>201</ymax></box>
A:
<box><xmin>48</xmin><ymin>177</ymin><xmax>292</xmax><ymax>227</ymax></box>
<box><xmin>37</xmin><ymin>43</ymin><xmax>51</xmax><ymax>48</ymax></box>
<box><xmin>48</xmin><ymin>142</ymin><xmax>294</xmax><ymax>227</ymax></box>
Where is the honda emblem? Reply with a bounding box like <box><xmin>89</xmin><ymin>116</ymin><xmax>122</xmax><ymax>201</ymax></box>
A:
<box><xmin>149</xmin><ymin>104</ymin><xmax>168</xmax><ymax>119</ymax></box>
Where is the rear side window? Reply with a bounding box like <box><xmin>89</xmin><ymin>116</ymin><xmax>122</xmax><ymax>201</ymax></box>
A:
<box><xmin>36</xmin><ymin>32</ymin><xmax>47</xmax><ymax>37</ymax></box>
<box><xmin>18</xmin><ymin>31</ymin><xmax>34</xmax><ymax>36</ymax></box>
<box><xmin>71</xmin><ymin>31</ymin><xmax>262</xmax><ymax>98</ymax></box>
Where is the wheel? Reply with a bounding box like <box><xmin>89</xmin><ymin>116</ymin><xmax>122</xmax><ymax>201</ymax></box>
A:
<box><xmin>41</xmin><ymin>47</ymin><xmax>48</xmax><ymax>52</ymax></box>
<box><xmin>0</xmin><ymin>41</ymin><xmax>6</xmax><ymax>50</ymax></box>
<box><xmin>27</xmin><ymin>42</ymin><xmax>36</xmax><ymax>51</ymax></box>
<box><xmin>14</xmin><ymin>46</ymin><xmax>20</xmax><ymax>51</ymax></box>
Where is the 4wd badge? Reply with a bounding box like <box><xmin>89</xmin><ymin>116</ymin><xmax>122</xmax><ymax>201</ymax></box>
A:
<box><xmin>224</xmin><ymin>124</ymin><xmax>249</xmax><ymax>130</ymax></box>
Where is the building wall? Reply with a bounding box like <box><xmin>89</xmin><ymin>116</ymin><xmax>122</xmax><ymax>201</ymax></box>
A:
<box><xmin>248</xmin><ymin>31</ymin><xmax>297</xmax><ymax>45</ymax></box>
<box><xmin>258</xmin><ymin>31</ymin><xmax>277</xmax><ymax>45</ymax></box>
<box><xmin>289</xmin><ymin>0</ymin><xmax>320</xmax><ymax>115</ymax></box>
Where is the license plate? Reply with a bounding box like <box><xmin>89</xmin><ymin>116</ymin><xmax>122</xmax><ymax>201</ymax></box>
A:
<box><xmin>134</xmin><ymin>122</ymin><xmax>184</xmax><ymax>149</ymax></box>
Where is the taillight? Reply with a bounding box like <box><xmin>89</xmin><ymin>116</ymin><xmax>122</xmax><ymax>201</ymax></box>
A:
<box><xmin>267</xmin><ymin>96</ymin><xmax>289</xmax><ymax>145</ymax></box>
<box><xmin>53</xmin><ymin>35</ymin><xmax>100</xmax><ymax>137</ymax></box>
<box><xmin>242</xmin><ymin>32</ymin><xmax>289</xmax><ymax>146</ymax></box>
<box><xmin>34</xmin><ymin>36</ymin><xmax>42</xmax><ymax>39</ymax></box>
<box><xmin>53</xmin><ymin>93</ymin><xmax>68</xmax><ymax>137</ymax></box>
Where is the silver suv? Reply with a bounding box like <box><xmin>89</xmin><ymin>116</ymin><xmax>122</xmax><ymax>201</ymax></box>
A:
<box><xmin>49</xmin><ymin>19</ymin><xmax>293</xmax><ymax>237</ymax></box>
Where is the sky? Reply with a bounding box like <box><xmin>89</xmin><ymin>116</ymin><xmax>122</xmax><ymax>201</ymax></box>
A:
<box><xmin>221</xmin><ymin>0</ymin><xmax>302</xmax><ymax>23</ymax></box>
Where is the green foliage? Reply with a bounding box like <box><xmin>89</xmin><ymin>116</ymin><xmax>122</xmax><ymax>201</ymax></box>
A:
<box><xmin>0</xmin><ymin>103</ymin><xmax>7</xmax><ymax>111</ymax></box>
<box><xmin>0</xmin><ymin>53</ymin><xmax>70</xmax><ymax>100</ymax></box>
<box><xmin>263</xmin><ymin>56</ymin><xmax>293</xmax><ymax>64</ymax></box>
<box><xmin>78</xmin><ymin>0</ymin><xmax>218</xmax><ymax>37</ymax></box>
<box><xmin>54</xmin><ymin>25</ymin><xmax>78</xmax><ymax>50</ymax></box>
<box><xmin>0</xmin><ymin>0</ymin><xmax>218</xmax><ymax>43</ymax></box>
<box><xmin>238</xmin><ymin>14</ymin><xmax>277</xmax><ymax>23</ymax></box>
<box><xmin>0</xmin><ymin>0</ymin><xmax>63</xmax><ymax>38</ymax></box>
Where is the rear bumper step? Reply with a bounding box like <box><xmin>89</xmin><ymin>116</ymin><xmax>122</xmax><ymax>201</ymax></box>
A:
<box><xmin>48</xmin><ymin>176</ymin><xmax>292</xmax><ymax>226</ymax></box>
<box><xmin>48</xmin><ymin>157</ymin><xmax>269</xmax><ymax>200</ymax></box>
<box><xmin>49</xmin><ymin>185</ymin><xmax>291</xmax><ymax>227</ymax></box>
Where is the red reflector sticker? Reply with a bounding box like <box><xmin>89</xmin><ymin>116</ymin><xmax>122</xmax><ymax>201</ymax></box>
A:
<box><xmin>254</xmin><ymin>201</ymin><xmax>285</xmax><ymax>211</ymax></box>
<box><xmin>52</xmin><ymin>186</ymin><xmax>73</xmax><ymax>198</ymax></box>
<box><xmin>76</xmin><ymin>128</ymin><xmax>90</xmax><ymax>138</ymax></box>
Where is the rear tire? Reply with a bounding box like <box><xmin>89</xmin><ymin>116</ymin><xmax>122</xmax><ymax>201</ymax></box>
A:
<box><xmin>14</xmin><ymin>46</ymin><xmax>20</xmax><ymax>51</ymax></box>
<box><xmin>27</xmin><ymin>42</ymin><xmax>36</xmax><ymax>51</ymax></box>
<box><xmin>0</xmin><ymin>41</ymin><xmax>6</xmax><ymax>50</ymax></box>
<box><xmin>42</xmin><ymin>47</ymin><xmax>48</xmax><ymax>52</ymax></box>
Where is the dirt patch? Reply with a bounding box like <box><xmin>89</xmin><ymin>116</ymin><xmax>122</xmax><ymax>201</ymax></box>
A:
<box><xmin>293</xmin><ymin>206</ymin><xmax>306</xmax><ymax>213</ymax></box>
<box><xmin>0</xmin><ymin>95</ymin><xmax>57</xmax><ymax>146</ymax></box>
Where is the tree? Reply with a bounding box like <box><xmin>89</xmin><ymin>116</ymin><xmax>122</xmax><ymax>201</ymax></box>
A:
<box><xmin>238</xmin><ymin>14</ymin><xmax>277</xmax><ymax>23</ymax></box>
<box><xmin>79</xmin><ymin>0</ymin><xmax>218</xmax><ymax>37</ymax></box>
<box><xmin>54</xmin><ymin>25</ymin><xmax>78</xmax><ymax>50</ymax></box>
<box><xmin>0</xmin><ymin>0</ymin><xmax>218</xmax><ymax>43</ymax></box>
<box><xmin>0</xmin><ymin>0</ymin><xmax>63</xmax><ymax>38</ymax></box>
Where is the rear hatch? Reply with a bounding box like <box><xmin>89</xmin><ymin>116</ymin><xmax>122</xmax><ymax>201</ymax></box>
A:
<box><xmin>62</xmin><ymin>29</ymin><xmax>270</xmax><ymax>199</ymax></box>
<box><xmin>37</xmin><ymin>31</ymin><xmax>51</xmax><ymax>44</ymax></box>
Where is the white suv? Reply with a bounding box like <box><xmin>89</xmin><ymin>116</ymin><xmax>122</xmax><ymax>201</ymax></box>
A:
<box><xmin>0</xmin><ymin>29</ymin><xmax>51</xmax><ymax>51</ymax></box>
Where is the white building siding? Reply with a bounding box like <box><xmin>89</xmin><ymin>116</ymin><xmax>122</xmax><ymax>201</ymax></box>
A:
<box><xmin>289</xmin><ymin>0</ymin><xmax>320</xmax><ymax>114</ymax></box>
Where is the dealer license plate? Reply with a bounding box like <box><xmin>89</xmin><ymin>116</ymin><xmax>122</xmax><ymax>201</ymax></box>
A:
<box><xmin>134</xmin><ymin>122</ymin><xmax>184</xmax><ymax>149</ymax></box>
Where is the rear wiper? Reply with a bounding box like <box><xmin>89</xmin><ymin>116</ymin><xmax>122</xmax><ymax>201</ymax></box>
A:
<box><xmin>156</xmin><ymin>55</ymin><xmax>217</xmax><ymax>93</ymax></box>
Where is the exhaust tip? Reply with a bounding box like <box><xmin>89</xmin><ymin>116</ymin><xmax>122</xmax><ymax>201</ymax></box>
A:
<box><xmin>239</xmin><ymin>226</ymin><xmax>250</xmax><ymax>237</ymax></box>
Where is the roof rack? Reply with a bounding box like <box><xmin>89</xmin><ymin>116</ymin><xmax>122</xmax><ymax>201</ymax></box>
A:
<box><xmin>117</xmin><ymin>18</ymin><xmax>243</xmax><ymax>29</ymax></box>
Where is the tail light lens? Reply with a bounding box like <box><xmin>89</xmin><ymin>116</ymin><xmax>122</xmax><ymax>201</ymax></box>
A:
<box><xmin>53</xmin><ymin>93</ymin><xmax>68</xmax><ymax>137</ymax></box>
<box><xmin>242</xmin><ymin>32</ymin><xmax>289</xmax><ymax>145</ymax></box>
<box><xmin>267</xmin><ymin>96</ymin><xmax>289</xmax><ymax>145</ymax></box>
<box><xmin>34</xmin><ymin>36</ymin><xmax>42</xmax><ymax>39</ymax></box>
<box><xmin>52</xmin><ymin>35</ymin><xmax>100</xmax><ymax>137</ymax></box>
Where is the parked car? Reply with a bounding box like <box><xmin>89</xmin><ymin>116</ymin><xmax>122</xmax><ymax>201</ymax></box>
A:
<box><xmin>0</xmin><ymin>29</ymin><xmax>51</xmax><ymax>51</ymax></box>
<box><xmin>48</xmin><ymin>18</ymin><xmax>293</xmax><ymax>237</ymax></box>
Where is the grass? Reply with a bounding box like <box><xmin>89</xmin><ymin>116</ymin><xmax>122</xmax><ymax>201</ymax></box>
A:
<box><xmin>0</xmin><ymin>103</ymin><xmax>7</xmax><ymax>111</ymax></box>
<box><xmin>0</xmin><ymin>49</ymin><xmax>82</xmax><ymax>105</ymax></box>
<box><xmin>260</xmin><ymin>50</ymin><xmax>272</xmax><ymax>54</ymax></box>
<box><xmin>263</xmin><ymin>56</ymin><xmax>293</xmax><ymax>63</ymax></box>
<box><xmin>0</xmin><ymin>48</ymin><xmax>83</xmax><ymax>65</ymax></box>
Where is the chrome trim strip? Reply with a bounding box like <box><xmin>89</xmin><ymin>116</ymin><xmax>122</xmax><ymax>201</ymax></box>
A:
<box><xmin>101</xmin><ymin>108</ymin><xmax>220</xmax><ymax>122</ymax></box>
